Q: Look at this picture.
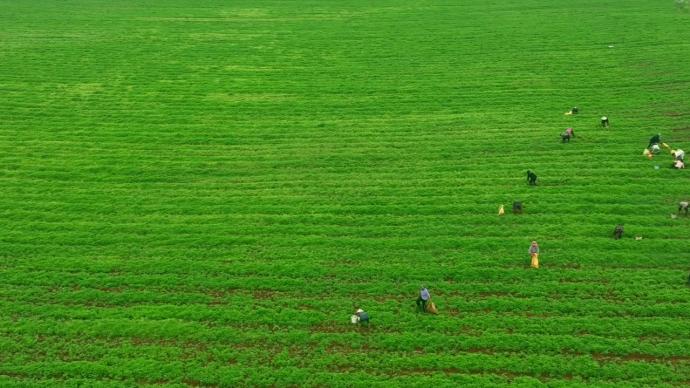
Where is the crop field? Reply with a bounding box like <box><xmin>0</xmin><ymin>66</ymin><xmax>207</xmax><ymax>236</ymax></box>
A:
<box><xmin>2</xmin><ymin>0</ymin><xmax>690</xmax><ymax>386</ymax></box>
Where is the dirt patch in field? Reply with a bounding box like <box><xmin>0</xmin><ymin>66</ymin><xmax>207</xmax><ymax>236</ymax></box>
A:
<box><xmin>591</xmin><ymin>352</ymin><xmax>690</xmax><ymax>364</ymax></box>
<box><xmin>206</xmin><ymin>92</ymin><xmax>294</xmax><ymax>103</ymax></box>
<box><xmin>664</xmin><ymin>111</ymin><xmax>688</xmax><ymax>117</ymax></box>
<box><xmin>252</xmin><ymin>290</ymin><xmax>277</xmax><ymax>300</ymax></box>
<box><xmin>477</xmin><ymin>291</ymin><xmax>512</xmax><ymax>297</ymax></box>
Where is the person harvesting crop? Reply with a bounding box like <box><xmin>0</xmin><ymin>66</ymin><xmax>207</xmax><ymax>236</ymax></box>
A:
<box><xmin>351</xmin><ymin>308</ymin><xmax>369</xmax><ymax>326</ymax></box>
<box><xmin>613</xmin><ymin>224</ymin><xmax>624</xmax><ymax>240</ymax></box>
<box><xmin>561</xmin><ymin>127</ymin><xmax>574</xmax><ymax>143</ymax></box>
<box><xmin>416</xmin><ymin>287</ymin><xmax>430</xmax><ymax>312</ymax></box>
<box><xmin>648</xmin><ymin>134</ymin><xmax>661</xmax><ymax>149</ymax></box>
<box><xmin>527</xmin><ymin>170</ymin><xmax>537</xmax><ymax>186</ymax></box>
<box><xmin>529</xmin><ymin>241</ymin><xmax>540</xmax><ymax>269</ymax></box>
<box><xmin>601</xmin><ymin>116</ymin><xmax>609</xmax><ymax>127</ymax></box>
<box><xmin>679</xmin><ymin>201</ymin><xmax>689</xmax><ymax>216</ymax></box>
<box><xmin>673</xmin><ymin>149</ymin><xmax>685</xmax><ymax>161</ymax></box>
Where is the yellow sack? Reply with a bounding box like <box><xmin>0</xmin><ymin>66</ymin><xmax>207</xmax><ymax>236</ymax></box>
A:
<box><xmin>662</xmin><ymin>142</ymin><xmax>670</xmax><ymax>149</ymax></box>
<box><xmin>426</xmin><ymin>302</ymin><xmax>438</xmax><ymax>314</ymax></box>
<box><xmin>643</xmin><ymin>149</ymin><xmax>651</xmax><ymax>156</ymax></box>
<box><xmin>531</xmin><ymin>253</ymin><xmax>539</xmax><ymax>269</ymax></box>
<box><xmin>498</xmin><ymin>205</ymin><xmax>505</xmax><ymax>216</ymax></box>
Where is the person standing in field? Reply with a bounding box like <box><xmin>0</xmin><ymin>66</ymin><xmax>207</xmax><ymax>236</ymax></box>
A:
<box><xmin>613</xmin><ymin>224</ymin><xmax>624</xmax><ymax>240</ymax></box>
<box><xmin>416</xmin><ymin>287</ymin><xmax>430</xmax><ymax>312</ymax></box>
<box><xmin>529</xmin><ymin>241</ymin><xmax>540</xmax><ymax>269</ymax></box>
<box><xmin>527</xmin><ymin>170</ymin><xmax>538</xmax><ymax>186</ymax></box>
<box><xmin>601</xmin><ymin>116</ymin><xmax>609</xmax><ymax>127</ymax></box>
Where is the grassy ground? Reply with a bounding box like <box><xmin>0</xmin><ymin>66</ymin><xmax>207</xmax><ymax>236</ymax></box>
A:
<box><xmin>1</xmin><ymin>0</ymin><xmax>690</xmax><ymax>386</ymax></box>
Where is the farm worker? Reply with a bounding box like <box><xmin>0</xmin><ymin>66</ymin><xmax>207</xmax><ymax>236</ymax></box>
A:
<box><xmin>673</xmin><ymin>149</ymin><xmax>685</xmax><ymax>161</ymax></box>
<box><xmin>648</xmin><ymin>134</ymin><xmax>661</xmax><ymax>149</ymax></box>
<box><xmin>354</xmin><ymin>308</ymin><xmax>369</xmax><ymax>326</ymax></box>
<box><xmin>674</xmin><ymin>160</ymin><xmax>685</xmax><ymax>169</ymax></box>
<box><xmin>613</xmin><ymin>224</ymin><xmax>624</xmax><ymax>240</ymax></box>
<box><xmin>561</xmin><ymin>127</ymin><xmax>575</xmax><ymax>143</ymax></box>
<box><xmin>565</xmin><ymin>106</ymin><xmax>579</xmax><ymax>115</ymax></box>
<box><xmin>416</xmin><ymin>287</ymin><xmax>430</xmax><ymax>312</ymax></box>
<box><xmin>601</xmin><ymin>116</ymin><xmax>609</xmax><ymax>127</ymax></box>
<box><xmin>529</xmin><ymin>241</ymin><xmax>539</xmax><ymax>269</ymax></box>
<box><xmin>527</xmin><ymin>170</ymin><xmax>537</xmax><ymax>186</ymax></box>
<box><xmin>498</xmin><ymin>204</ymin><xmax>505</xmax><ymax>216</ymax></box>
<box><xmin>679</xmin><ymin>201</ymin><xmax>689</xmax><ymax>216</ymax></box>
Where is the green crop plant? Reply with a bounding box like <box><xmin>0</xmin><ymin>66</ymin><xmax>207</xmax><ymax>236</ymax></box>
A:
<box><xmin>1</xmin><ymin>0</ymin><xmax>690</xmax><ymax>386</ymax></box>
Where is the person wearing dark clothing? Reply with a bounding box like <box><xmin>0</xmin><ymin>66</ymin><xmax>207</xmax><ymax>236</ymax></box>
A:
<box><xmin>527</xmin><ymin>170</ymin><xmax>537</xmax><ymax>185</ymax></box>
<box><xmin>355</xmin><ymin>309</ymin><xmax>369</xmax><ymax>326</ymax></box>
<box><xmin>601</xmin><ymin>116</ymin><xmax>609</xmax><ymax>127</ymax></box>
<box><xmin>513</xmin><ymin>201</ymin><xmax>523</xmax><ymax>214</ymax></box>
<box><xmin>648</xmin><ymin>134</ymin><xmax>661</xmax><ymax>149</ymax></box>
<box><xmin>613</xmin><ymin>224</ymin><xmax>624</xmax><ymax>240</ymax></box>
<box><xmin>416</xmin><ymin>287</ymin><xmax>430</xmax><ymax>312</ymax></box>
<box><xmin>561</xmin><ymin>127</ymin><xmax>574</xmax><ymax>143</ymax></box>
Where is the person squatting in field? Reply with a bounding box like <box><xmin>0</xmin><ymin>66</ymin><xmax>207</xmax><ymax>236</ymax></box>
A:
<box><xmin>529</xmin><ymin>241</ymin><xmax>540</xmax><ymax>269</ymax></box>
<box><xmin>601</xmin><ymin>116</ymin><xmax>609</xmax><ymax>127</ymax></box>
<box><xmin>679</xmin><ymin>201</ymin><xmax>689</xmax><ymax>216</ymax></box>
<box><xmin>671</xmin><ymin>149</ymin><xmax>685</xmax><ymax>169</ymax></box>
<box><xmin>352</xmin><ymin>308</ymin><xmax>369</xmax><ymax>326</ymax></box>
<box><xmin>416</xmin><ymin>287</ymin><xmax>430</xmax><ymax>312</ymax></box>
<box><xmin>561</xmin><ymin>127</ymin><xmax>575</xmax><ymax>143</ymax></box>
<box><xmin>673</xmin><ymin>149</ymin><xmax>685</xmax><ymax>161</ymax></box>
<box><xmin>527</xmin><ymin>170</ymin><xmax>537</xmax><ymax>185</ymax></box>
<box><xmin>613</xmin><ymin>224</ymin><xmax>624</xmax><ymax>240</ymax></box>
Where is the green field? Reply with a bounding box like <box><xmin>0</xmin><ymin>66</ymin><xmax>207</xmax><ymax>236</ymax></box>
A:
<box><xmin>2</xmin><ymin>0</ymin><xmax>690</xmax><ymax>386</ymax></box>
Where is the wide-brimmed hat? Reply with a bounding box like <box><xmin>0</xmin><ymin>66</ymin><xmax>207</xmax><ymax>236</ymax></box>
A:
<box><xmin>356</xmin><ymin>308</ymin><xmax>364</xmax><ymax>313</ymax></box>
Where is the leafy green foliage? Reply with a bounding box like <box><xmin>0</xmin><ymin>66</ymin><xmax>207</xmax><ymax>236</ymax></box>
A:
<box><xmin>1</xmin><ymin>0</ymin><xmax>690</xmax><ymax>385</ymax></box>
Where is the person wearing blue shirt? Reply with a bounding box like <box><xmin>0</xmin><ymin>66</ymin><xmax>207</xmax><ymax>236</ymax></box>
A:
<box><xmin>416</xmin><ymin>287</ymin><xmax>430</xmax><ymax>312</ymax></box>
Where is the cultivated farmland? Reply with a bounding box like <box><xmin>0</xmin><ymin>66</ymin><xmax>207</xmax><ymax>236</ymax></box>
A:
<box><xmin>1</xmin><ymin>0</ymin><xmax>690</xmax><ymax>386</ymax></box>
